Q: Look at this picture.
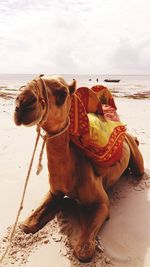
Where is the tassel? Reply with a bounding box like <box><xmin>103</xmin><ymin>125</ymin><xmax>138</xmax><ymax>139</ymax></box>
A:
<box><xmin>36</xmin><ymin>128</ymin><xmax>47</xmax><ymax>175</ymax></box>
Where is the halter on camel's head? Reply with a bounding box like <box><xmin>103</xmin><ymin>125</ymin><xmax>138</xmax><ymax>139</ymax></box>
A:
<box><xmin>14</xmin><ymin>76</ymin><xmax>76</xmax><ymax>134</ymax></box>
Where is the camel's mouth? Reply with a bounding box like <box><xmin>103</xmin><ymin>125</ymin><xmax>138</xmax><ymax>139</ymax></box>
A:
<box><xmin>14</xmin><ymin>91</ymin><xmax>44</xmax><ymax>127</ymax></box>
<box><xmin>14</xmin><ymin>107</ymin><xmax>22</xmax><ymax>126</ymax></box>
<box><xmin>14</xmin><ymin>106</ymin><xmax>43</xmax><ymax>126</ymax></box>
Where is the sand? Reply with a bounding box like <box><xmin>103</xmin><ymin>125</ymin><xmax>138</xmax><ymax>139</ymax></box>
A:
<box><xmin>0</xmin><ymin>95</ymin><xmax>150</xmax><ymax>267</ymax></box>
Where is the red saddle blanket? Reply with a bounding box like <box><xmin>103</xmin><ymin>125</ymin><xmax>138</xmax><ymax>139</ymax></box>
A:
<box><xmin>69</xmin><ymin>85</ymin><xmax>126</xmax><ymax>167</ymax></box>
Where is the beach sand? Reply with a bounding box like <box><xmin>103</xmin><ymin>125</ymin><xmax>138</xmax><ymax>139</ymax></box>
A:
<box><xmin>0</xmin><ymin>95</ymin><xmax>150</xmax><ymax>267</ymax></box>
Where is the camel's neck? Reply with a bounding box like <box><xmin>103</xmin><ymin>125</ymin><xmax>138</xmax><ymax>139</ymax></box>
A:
<box><xmin>42</xmin><ymin>120</ymin><xmax>77</xmax><ymax>195</ymax></box>
<box><xmin>45</xmin><ymin>128</ymin><xmax>74</xmax><ymax>177</ymax></box>
<box><xmin>46</xmin><ymin>129</ymin><xmax>70</xmax><ymax>160</ymax></box>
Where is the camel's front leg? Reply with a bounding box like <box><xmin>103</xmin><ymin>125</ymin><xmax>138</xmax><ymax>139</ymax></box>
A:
<box><xmin>20</xmin><ymin>191</ymin><xmax>63</xmax><ymax>234</ymax></box>
<box><xmin>74</xmin><ymin>179</ymin><xmax>109</xmax><ymax>262</ymax></box>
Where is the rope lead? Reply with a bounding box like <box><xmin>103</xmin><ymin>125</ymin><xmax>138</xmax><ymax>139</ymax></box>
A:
<box><xmin>36</xmin><ymin>134</ymin><xmax>47</xmax><ymax>175</ymax></box>
<box><xmin>0</xmin><ymin>127</ymin><xmax>41</xmax><ymax>266</ymax></box>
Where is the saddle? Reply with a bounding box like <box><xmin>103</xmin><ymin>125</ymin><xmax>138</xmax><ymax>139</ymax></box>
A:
<box><xmin>69</xmin><ymin>85</ymin><xmax>126</xmax><ymax>167</ymax></box>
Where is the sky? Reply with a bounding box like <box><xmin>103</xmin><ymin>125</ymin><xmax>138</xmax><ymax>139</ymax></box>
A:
<box><xmin>0</xmin><ymin>0</ymin><xmax>150</xmax><ymax>74</ymax></box>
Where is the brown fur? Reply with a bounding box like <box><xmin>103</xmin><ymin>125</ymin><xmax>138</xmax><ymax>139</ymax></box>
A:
<box><xmin>14</xmin><ymin>76</ymin><xmax>144</xmax><ymax>262</ymax></box>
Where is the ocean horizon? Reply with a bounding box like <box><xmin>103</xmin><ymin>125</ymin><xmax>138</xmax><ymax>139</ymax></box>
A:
<box><xmin>0</xmin><ymin>73</ymin><xmax>150</xmax><ymax>99</ymax></box>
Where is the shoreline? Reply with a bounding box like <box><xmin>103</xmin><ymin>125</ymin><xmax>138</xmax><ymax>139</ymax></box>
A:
<box><xmin>1</xmin><ymin>88</ymin><xmax>150</xmax><ymax>100</ymax></box>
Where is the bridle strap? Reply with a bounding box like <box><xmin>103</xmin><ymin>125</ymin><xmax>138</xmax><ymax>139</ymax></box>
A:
<box><xmin>46</xmin><ymin>118</ymin><xmax>70</xmax><ymax>140</ymax></box>
<box><xmin>36</xmin><ymin>77</ymin><xmax>50</xmax><ymax>126</ymax></box>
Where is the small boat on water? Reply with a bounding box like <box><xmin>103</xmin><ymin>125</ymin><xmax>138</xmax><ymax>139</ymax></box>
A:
<box><xmin>104</xmin><ymin>79</ymin><xmax>120</xmax><ymax>83</ymax></box>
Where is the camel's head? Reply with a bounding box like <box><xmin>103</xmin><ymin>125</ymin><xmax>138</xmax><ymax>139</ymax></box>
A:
<box><xmin>14</xmin><ymin>76</ymin><xmax>76</xmax><ymax>133</ymax></box>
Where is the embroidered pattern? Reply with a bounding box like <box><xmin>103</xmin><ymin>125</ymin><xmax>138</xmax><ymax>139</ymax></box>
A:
<box><xmin>69</xmin><ymin>85</ymin><xmax>126</xmax><ymax>167</ymax></box>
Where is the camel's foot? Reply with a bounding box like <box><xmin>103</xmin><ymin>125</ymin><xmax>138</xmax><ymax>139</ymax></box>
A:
<box><xmin>20</xmin><ymin>205</ymin><xmax>59</xmax><ymax>234</ymax></box>
<box><xmin>20</xmin><ymin>216</ymin><xmax>43</xmax><ymax>234</ymax></box>
<box><xmin>20</xmin><ymin>209</ymin><xmax>57</xmax><ymax>234</ymax></box>
<box><xmin>74</xmin><ymin>239</ymin><xmax>96</xmax><ymax>262</ymax></box>
<box><xmin>20</xmin><ymin>192</ymin><xmax>63</xmax><ymax>234</ymax></box>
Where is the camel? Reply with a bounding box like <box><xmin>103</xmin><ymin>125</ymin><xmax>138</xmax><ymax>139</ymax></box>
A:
<box><xmin>14</xmin><ymin>76</ymin><xmax>144</xmax><ymax>262</ymax></box>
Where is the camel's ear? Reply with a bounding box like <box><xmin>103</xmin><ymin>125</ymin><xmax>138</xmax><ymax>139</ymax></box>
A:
<box><xmin>69</xmin><ymin>79</ymin><xmax>76</xmax><ymax>95</ymax></box>
<box><xmin>39</xmin><ymin>74</ymin><xmax>44</xmax><ymax>78</ymax></box>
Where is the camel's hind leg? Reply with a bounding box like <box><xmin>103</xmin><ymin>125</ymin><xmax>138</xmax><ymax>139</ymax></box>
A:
<box><xmin>125</xmin><ymin>132</ymin><xmax>144</xmax><ymax>178</ymax></box>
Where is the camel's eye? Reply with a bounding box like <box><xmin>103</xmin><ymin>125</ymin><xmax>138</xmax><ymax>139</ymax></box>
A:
<box><xmin>55</xmin><ymin>90</ymin><xmax>67</xmax><ymax>106</ymax></box>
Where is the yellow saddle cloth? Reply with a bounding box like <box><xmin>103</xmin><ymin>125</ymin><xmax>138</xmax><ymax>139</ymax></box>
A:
<box><xmin>69</xmin><ymin>85</ymin><xmax>126</xmax><ymax>167</ymax></box>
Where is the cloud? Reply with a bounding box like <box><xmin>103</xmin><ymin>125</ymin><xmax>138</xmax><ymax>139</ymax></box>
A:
<box><xmin>0</xmin><ymin>0</ymin><xmax>150</xmax><ymax>73</ymax></box>
<box><xmin>110</xmin><ymin>38</ymin><xmax>150</xmax><ymax>74</ymax></box>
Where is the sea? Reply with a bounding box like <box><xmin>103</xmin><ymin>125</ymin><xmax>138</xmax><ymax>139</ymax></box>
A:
<box><xmin>0</xmin><ymin>73</ymin><xmax>150</xmax><ymax>99</ymax></box>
